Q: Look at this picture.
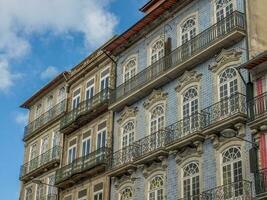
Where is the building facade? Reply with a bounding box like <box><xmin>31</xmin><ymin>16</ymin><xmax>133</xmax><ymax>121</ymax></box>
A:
<box><xmin>19</xmin><ymin>0</ymin><xmax>267</xmax><ymax>200</ymax></box>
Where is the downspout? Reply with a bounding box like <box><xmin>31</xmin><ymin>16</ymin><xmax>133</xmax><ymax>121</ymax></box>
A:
<box><xmin>102</xmin><ymin>50</ymin><xmax>117</xmax><ymax>200</ymax></box>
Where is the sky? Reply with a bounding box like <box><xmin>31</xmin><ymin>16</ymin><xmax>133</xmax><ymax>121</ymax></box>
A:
<box><xmin>0</xmin><ymin>0</ymin><xmax>146</xmax><ymax>199</ymax></box>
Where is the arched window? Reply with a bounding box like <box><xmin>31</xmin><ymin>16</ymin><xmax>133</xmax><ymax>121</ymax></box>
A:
<box><xmin>151</xmin><ymin>39</ymin><xmax>164</xmax><ymax>64</ymax></box>
<box><xmin>182</xmin><ymin>87</ymin><xmax>199</xmax><ymax>132</ymax></box>
<box><xmin>122</xmin><ymin>121</ymin><xmax>135</xmax><ymax>148</ymax></box>
<box><xmin>150</xmin><ymin>105</ymin><xmax>165</xmax><ymax>134</ymax></box>
<box><xmin>221</xmin><ymin>146</ymin><xmax>243</xmax><ymax>198</ymax></box>
<box><xmin>148</xmin><ymin>175</ymin><xmax>164</xmax><ymax>200</ymax></box>
<box><xmin>181</xmin><ymin>17</ymin><xmax>197</xmax><ymax>45</ymax></box>
<box><xmin>124</xmin><ymin>58</ymin><xmax>137</xmax><ymax>82</ymax></box>
<box><xmin>219</xmin><ymin>67</ymin><xmax>238</xmax><ymax>99</ymax></box>
<box><xmin>215</xmin><ymin>0</ymin><xmax>234</xmax><ymax>22</ymax></box>
<box><xmin>182</xmin><ymin>162</ymin><xmax>200</xmax><ymax>198</ymax></box>
<box><xmin>120</xmin><ymin>187</ymin><xmax>133</xmax><ymax>200</ymax></box>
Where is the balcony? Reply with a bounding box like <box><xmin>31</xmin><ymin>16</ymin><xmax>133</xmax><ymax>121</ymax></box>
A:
<box><xmin>110</xmin><ymin>11</ymin><xmax>246</xmax><ymax>111</ymax></box>
<box><xmin>201</xmin><ymin>93</ymin><xmax>247</xmax><ymax>134</ymax></box>
<box><xmin>178</xmin><ymin>180</ymin><xmax>252</xmax><ymax>200</ymax></box>
<box><xmin>38</xmin><ymin>194</ymin><xmax>57</xmax><ymax>200</ymax></box>
<box><xmin>55</xmin><ymin>147</ymin><xmax>110</xmax><ymax>188</ymax></box>
<box><xmin>23</xmin><ymin>100</ymin><xmax>66</xmax><ymax>141</ymax></box>
<box><xmin>248</xmin><ymin>92</ymin><xmax>267</xmax><ymax>130</ymax></box>
<box><xmin>254</xmin><ymin>168</ymin><xmax>267</xmax><ymax>199</ymax></box>
<box><xmin>20</xmin><ymin>146</ymin><xmax>61</xmax><ymax>182</ymax></box>
<box><xmin>60</xmin><ymin>88</ymin><xmax>111</xmax><ymax>134</ymax></box>
<box><xmin>109</xmin><ymin>113</ymin><xmax>205</xmax><ymax>176</ymax></box>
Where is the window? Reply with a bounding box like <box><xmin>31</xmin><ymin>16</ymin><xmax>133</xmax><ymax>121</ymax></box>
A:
<box><xmin>82</xmin><ymin>135</ymin><xmax>91</xmax><ymax>157</ymax></box>
<box><xmin>29</xmin><ymin>143</ymin><xmax>38</xmax><ymax>160</ymax></box>
<box><xmin>48</xmin><ymin>175</ymin><xmax>57</xmax><ymax>197</ymax></box>
<box><xmin>122</xmin><ymin>121</ymin><xmax>135</xmax><ymax>148</ymax></box>
<box><xmin>97</xmin><ymin>128</ymin><xmax>107</xmax><ymax>149</ymax></box>
<box><xmin>78</xmin><ymin>189</ymin><xmax>87</xmax><ymax>200</ymax></box>
<box><xmin>52</xmin><ymin>129</ymin><xmax>60</xmax><ymax>147</ymax></box>
<box><xmin>86</xmin><ymin>78</ymin><xmax>95</xmax><ymax>100</ymax></box>
<box><xmin>151</xmin><ymin>39</ymin><xmax>164</xmax><ymax>64</ymax></box>
<box><xmin>181</xmin><ymin>17</ymin><xmax>197</xmax><ymax>45</ymax></box>
<box><xmin>150</xmin><ymin>105</ymin><xmax>165</xmax><ymax>134</ymax></box>
<box><xmin>35</xmin><ymin>104</ymin><xmax>42</xmax><ymax>119</ymax></box>
<box><xmin>182</xmin><ymin>87</ymin><xmax>199</xmax><ymax>132</ymax></box>
<box><xmin>46</xmin><ymin>95</ymin><xmax>53</xmax><ymax>111</ymax></box>
<box><xmin>120</xmin><ymin>187</ymin><xmax>133</xmax><ymax>200</ymax></box>
<box><xmin>25</xmin><ymin>186</ymin><xmax>33</xmax><ymax>200</ymax></box>
<box><xmin>148</xmin><ymin>175</ymin><xmax>164</xmax><ymax>200</ymax></box>
<box><xmin>124</xmin><ymin>58</ymin><xmax>137</xmax><ymax>82</ymax></box>
<box><xmin>182</xmin><ymin>162</ymin><xmax>200</xmax><ymax>199</ymax></box>
<box><xmin>219</xmin><ymin>67</ymin><xmax>238</xmax><ymax>116</ymax></box>
<box><xmin>72</xmin><ymin>88</ymin><xmax>81</xmax><ymax>109</ymax></box>
<box><xmin>221</xmin><ymin>146</ymin><xmax>243</xmax><ymax>198</ymax></box>
<box><xmin>36</xmin><ymin>181</ymin><xmax>45</xmax><ymax>200</ymax></box>
<box><xmin>58</xmin><ymin>87</ymin><xmax>65</xmax><ymax>103</ymax></box>
<box><xmin>40</xmin><ymin>136</ymin><xmax>49</xmax><ymax>164</ymax></box>
<box><xmin>68</xmin><ymin>140</ymin><xmax>77</xmax><ymax>164</ymax></box>
<box><xmin>100</xmin><ymin>68</ymin><xmax>110</xmax><ymax>91</ymax></box>
<box><xmin>215</xmin><ymin>0</ymin><xmax>234</xmax><ymax>22</ymax></box>
<box><xmin>94</xmin><ymin>191</ymin><xmax>103</xmax><ymax>200</ymax></box>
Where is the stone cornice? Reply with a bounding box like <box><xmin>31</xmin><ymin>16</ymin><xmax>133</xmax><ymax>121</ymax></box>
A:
<box><xmin>143</xmin><ymin>89</ymin><xmax>168</xmax><ymax>110</ymax></box>
<box><xmin>175</xmin><ymin>70</ymin><xmax>202</xmax><ymax>92</ymax></box>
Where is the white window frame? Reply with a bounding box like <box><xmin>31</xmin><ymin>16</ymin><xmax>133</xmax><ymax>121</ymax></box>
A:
<box><xmin>81</xmin><ymin>135</ymin><xmax>92</xmax><ymax>157</ymax></box>
<box><xmin>123</xmin><ymin>57</ymin><xmax>137</xmax><ymax>83</ymax></box>
<box><xmin>46</xmin><ymin>95</ymin><xmax>54</xmax><ymax>111</ymax></box>
<box><xmin>72</xmin><ymin>88</ymin><xmax>81</xmax><ymax>109</ymax></box>
<box><xmin>93</xmin><ymin>190</ymin><xmax>103</xmax><ymax>200</ymax></box>
<box><xmin>213</xmin><ymin>0</ymin><xmax>236</xmax><ymax>23</ymax></box>
<box><xmin>40</xmin><ymin>135</ymin><xmax>49</xmax><ymax>154</ymax></box>
<box><xmin>97</xmin><ymin>127</ymin><xmax>107</xmax><ymax>150</ymax></box>
<box><xmin>67</xmin><ymin>142</ymin><xmax>77</xmax><ymax>164</ymax></box>
<box><xmin>35</xmin><ymin>103</ymin><xmax>42</xmax><ymax>119</ymax></box>
<box><xmin>119</xmin><ymin>186</ymin><xmax>133</xmax><ymax>200</ymax></box>
<box><xmin>100</xmin><ymin>67</ymin><xmax>110</xmax><ymax>91</ymax></box>
<box><xmin>24</xmin><ymin>185</ymin><xmax>33</xmax><ymax>200</ymax></box>
<box><xmin>52</xmin><ymin>129</ymin><xmax>60</xmax><ymax>147</ymax></box>
<box><xmin>147</xmin><ymin>174</ymin><xmax>165</xmax><ymax>200</ymax></box>
<box><xmin>149</xmin><ymin>38</ymin><xmax>165</xmax><ymax>65</ymax></box>
<box><xmin>121</xmin><ymin>120</ymin><xmax>135</xmax><ymax>148</ymax></box>
<box><xmin>149</xmin><ymin>104</ymin><xmax>165</xmax><ymax>135</ymax></box>
<box><xmin>85</xmin><ymin>77</ymin><xmax>95</xmax><ymax>100</ymax></box>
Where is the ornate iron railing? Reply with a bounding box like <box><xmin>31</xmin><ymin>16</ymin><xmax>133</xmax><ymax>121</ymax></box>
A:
<box><xmin>24</xmin><ymin>100</ymin><xmax>66</xmax><ymax>140</ymax></box>
<box><xmin>110</xmin><ymin>145</ymin><xmax>136</xmax><ymax>169</ymax></box>
<box><xmin>248</xmin><ymin>92</ymin><xmax>267</xmax><ymax>122</ymax></box>
<box><xmin>111</xmin><ymin>11</ymin><xmax>245</xmax><ymax>104</ymax></box>
<box><xmin>20</xmin><ymin>146</ymin><xmax>61</xmax><ymax>179</ymax></box>
<box><xmin>55</xmin><ymin>147</ymin><xmax>110</xmax><ymax>184</ymax></box>
<box><xmin>201</xmin><ymin>93</ymin><xmax>246</xmax><ymax>127</ymax></box>
<box><xmin>178</xmin><ymin>180</ymin><xmax>252</xmax><ymax>200</ymax></box>
<box><xmin>254</xmin><ymin>168</ymin><xmax>267</xmax><ymax>197</ymax></box>
<box><xmin>60</xmin><ymin>88</ymin><xmax>111</xmax><ymax>130</ymax></box>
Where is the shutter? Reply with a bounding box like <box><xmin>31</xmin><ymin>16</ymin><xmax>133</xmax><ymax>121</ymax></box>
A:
<box><xmin>249</xmin><ymin>147</ymin><xmax>259</xmax><ymax>173</ymax></box>
<box><xmin>164</xmin><ymin>37</ymin><xmax>172</xmax><ymax>70</ymax></box>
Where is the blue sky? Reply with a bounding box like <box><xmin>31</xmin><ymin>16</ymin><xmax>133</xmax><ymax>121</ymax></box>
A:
<box><xmin>0</xmin><ymin>0</ymin><xmax>146</xmax><ymax>199</ymax></box>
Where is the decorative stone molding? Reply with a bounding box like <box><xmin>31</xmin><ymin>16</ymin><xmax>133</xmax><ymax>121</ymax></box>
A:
<box><xmin>251</xmin><ymin>129</ymin><xmax>258</xmax><ymax>135</ymax></box>
<box><xmin>260</xmin><ymin>125</ymin><xmax>267</xmax><ymax>131</ymax></box>
<box><xmin>235</xmin><ymin>123</ymin><xmax>245</xmax><ymax>137</ymax></box>
<box><xmin>193</xmin><ymin>141</ymin><xmax>203</xmax><ymax>155</ymax></box>
<box><xmin>175</xmin><ymin>71</ymin><xmax>202</xmax><ymax>92</ymax></box>
<box><xmin>175</xmin><ymin>146</ymin><xmax>201</xmax><ymax>165</ymax></box>
<box><xmin>208</xmin><ymin>48</ymin><xmax>242</xmax><ymax>73</ymax></box>
<box><xmin>117</xmin><ymin>106</ymin><xmax>138</xmax><ymax>124</ymax></box>
<box><xmin>141</xmin><ymin>160</ymin><xmax>167</xmax><ymax>178</ymax></box>
<box><xmin>143</xmin><ymin>89</ymin><xmax>167</xmax><ymax>110</ymax></box>
<box><xmin>209</xmin><ymin>134</ymin><xmax>220</xmax><ymax>150</ymax></box>
<box><xmin>114</xmin><ymin>174</ymin><xmax>135</xmax><ymax>190</ymax></box>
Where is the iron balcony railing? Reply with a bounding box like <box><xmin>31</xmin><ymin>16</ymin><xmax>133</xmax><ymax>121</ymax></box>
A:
<box><xmin>111</xmin><ymin>11</ymin><xmax>245</xmax><ymax>104</ymax></box>
<box><xmin>248</xmin><ymin>92</ymin><xmax>267</xmax><ymax>122</ymax></box>
<box><xmin>37</xmin><ymin>194</ymin><xmax>57</xmax><ymax>200</ymax></box>
<box><xmin>24</xmin><ymin>100</ymin><xmax>66</xmax><ymax>140</ymax></box>
<box><xmin>60</xmin><ymin>88</ymin><xmax>111</xmax><ymax>130</ymax></box>
<box><xmin>110</xmin><ymin>113</ymin><xmax>205</xmax><ymax>169</ymax></box>
<box><xmin>55</xmin><ymin>147</ymin><xmax>110</xmax><ymax>184</ymax></box>
<box><xmin>20</xmin><ymin>146</ymin><xmax>61</xmax><ymax>179</ymax></box>
<box><xmin>254</xmin><ymin>168</ymin><xmax>267</xmax><ymax>197</ymax></box>
<box><xmin>202</xmin><ymin>93</ymin><xmax>247</xmax><ymax>127</ymax></box>
<box><xmin>178</xmin><ymin>180</ymin><xmax>252</xmax><ymax>200</ymax></box>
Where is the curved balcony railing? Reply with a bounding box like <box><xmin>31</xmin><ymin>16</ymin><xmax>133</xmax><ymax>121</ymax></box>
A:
<box><xmin>20</xmin><ymin>146</ymin><xmax>61</xmax><ymax>180</ymax></box>
<box><xmin>111</xmin><ymin>11</ymin><xmax>246</xmax><ymax>104</ymax></box>
<box><xmin>178</xmin><ymin>180</ymin><xmax>252</xmax><ymax>200</ymax></box>
<box><xmin>248</xmin><ymin>92</ymin><xmax>267</xmax><ymax>122</ymax></box>
<box><xmin>254</xmin><ymin>168</ymin><xmax>267</xmax><ymax>197</ymax></box>
<box><xmin>55</xmin><ymin>147</ymin><xmax>110</xmax><ymax>184</ymax></box>
<box><xmin>202</xmin><ymin>93</ymin><xmax>247</xmax><ymax>127</ymax></box>
<box><xmin>24</xmin><ymin>100</ymin><xmax>66</xmax><ymax>140</ymax></box>
<box><xmin>60</xmin><ymin>88</ymin><xmax>111</xmax><ymax>130</ymax></box>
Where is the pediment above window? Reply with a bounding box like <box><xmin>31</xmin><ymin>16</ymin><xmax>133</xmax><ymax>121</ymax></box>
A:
<box><xmin>209</xmin><ymin>48</ymin><xmax>242</xmax><ymax>73</ymax></box>
<box><xmin>143</xmin><ymin>89</ymin><xmax>167</xmax><ymax>110</ymax></box>
<box><xmin>117</xmin><ymin>106</ymin><xmax>138</xmax><ymax>125</ymax></box>
<box><xmin>113</xmin><ymin>174</ymin><xmax>135</xmax><ymax>190</ymax></box>
<box><xmin>175</xmin><ymin>71</ymin><xmax>202</xmax><ymax>92</ymax></box>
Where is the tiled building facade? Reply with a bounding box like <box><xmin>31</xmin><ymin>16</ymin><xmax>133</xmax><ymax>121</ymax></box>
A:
<box><xmin>19</xmin><ymin>0</ymin><xmax>267</xmax><ymax>200</ymax></box>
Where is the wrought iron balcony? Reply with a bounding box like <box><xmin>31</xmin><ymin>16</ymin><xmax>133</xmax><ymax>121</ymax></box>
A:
<box><xmin>20</xmin><ymin>146</ymin><xmax>61</xmax><ymax>182</ymax></box>
<box><xmin>110</xmin><ymin>11</ymin><xmax>246</xmax><ymax>111</ymax></box>
<box><xmin>178</xmin><ymin>180</ymin><xmax>252</xmax><ymax>200</ymax></box>
<box><xmin>248</xmin><ymin>92</ymin><xmax>267</xmax><ymax>129</ymax></box>
<box><xmin>201</xmin><ymin>93</ymin><xmax>247</xmax><ymax>133</ymax></box>
<box><xmin>254</xmin><ymin>168</ymin><xmax>267</xmax><ymax>198</ymax></box>
<box><xmin>55</xmin><ymin>147</ymin><xmax>110</xmax><ymax>188</ymax></box>
<box><xmin>60</xmin><ymin>88</ymin><xmax>111</xmax><ymax>134</ymax></box>
<box><xmin>23</xmin><ymin>100</ymin><xmax>66</xmax><ymax>141</ymax></box>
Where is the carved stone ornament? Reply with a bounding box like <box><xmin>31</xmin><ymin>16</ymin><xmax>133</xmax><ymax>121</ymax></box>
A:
<box><xmin>143</xmin><ymin>89</ymin><xmax>168</xmax><ymax>110</ymax></box>
<box><xmin>208</xmin><ymin>48</ymin><xmax>242</xmax><ymax>73</ymax></box>
<box><xmin>141</xmin><ymin>160</ymin><xmax>168</xmax><ymax>178</ymax></box>
<box><xmin>117</xmin><ymin>106</ymin><xmax>138</xmax><ymax>124</ymax></box>
<box><xmin>175</xmin><ymin>71</ymin><xmax>202</xmax><ymax>92</ymax></box>
<box><xmin>175</xmin><ymin>146</ymin><xmax>202</xmax><ymax>164</ymax></box>
<box><xmin>114</xmin><ymin>174</ymin><xmax>135</xmax><ymax>190</ymax></box>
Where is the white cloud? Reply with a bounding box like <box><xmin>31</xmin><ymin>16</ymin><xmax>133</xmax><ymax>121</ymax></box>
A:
<box><xmin>41</xmin><ymin>66</ymin><xmax>59</xmax><ymax>80</ymax></box>
<box><xmin>0</xmin><ymin>0</ymin><xmax>118</xmax><ymax>92</ymax></box>
<box><xmin>15</xmin><ymin>112</ymin><xmax>28</xmax><ymax>125</ymax></box>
